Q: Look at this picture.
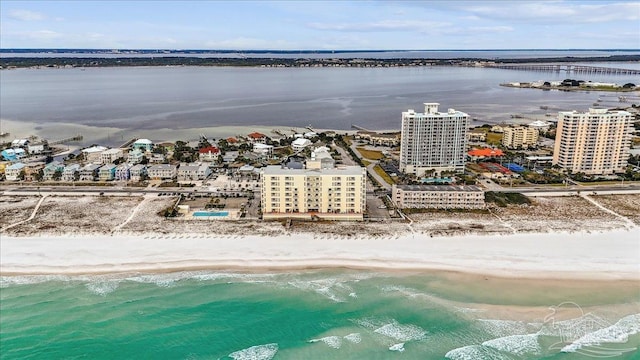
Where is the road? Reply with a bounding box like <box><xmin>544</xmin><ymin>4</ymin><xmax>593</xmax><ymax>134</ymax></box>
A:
<box><xmin>348</xmin><ymin>142</ymin><xmax>392</xmax><ymax>191</ymax></box>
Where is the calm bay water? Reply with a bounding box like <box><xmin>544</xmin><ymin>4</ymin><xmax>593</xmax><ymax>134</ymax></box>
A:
<box><xmin>1</xmin><ymin>270</ymin><xmax>639</xmax><ymax>360</ymax></box>
<box><xmin>1</xmin><ymin>61</ymin><xmax>639</xmax><ymax>146</ymax></box>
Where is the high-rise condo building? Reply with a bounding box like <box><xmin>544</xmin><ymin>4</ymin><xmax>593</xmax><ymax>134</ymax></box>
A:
<box><xmin>400</xmin><ymin>103</ymin><xmax>469</xmax><ymax>176</ymax></box>
<box><xmin>553</xmin><ymin>108</ymin><xmax>633</xmax><ymax>175</ymax></box>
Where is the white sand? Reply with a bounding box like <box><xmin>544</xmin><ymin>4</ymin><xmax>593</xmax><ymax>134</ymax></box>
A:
<box><xmin>1</xmin><ymin>229</ymin><xmax>638</xmax><ymax>280</ymax></box>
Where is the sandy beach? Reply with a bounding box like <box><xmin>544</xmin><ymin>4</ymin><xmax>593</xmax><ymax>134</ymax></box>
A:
<box><xmin>1</xmin><ymin>194</ymin><xmax>639</xmax><ymax>280</ymax></box>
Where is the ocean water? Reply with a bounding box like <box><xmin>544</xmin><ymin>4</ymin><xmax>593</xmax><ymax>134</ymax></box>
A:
<box><xmin>2</xmin><ymin>270</ymin><xmax>639</xmax><ymax>359</ymax></box>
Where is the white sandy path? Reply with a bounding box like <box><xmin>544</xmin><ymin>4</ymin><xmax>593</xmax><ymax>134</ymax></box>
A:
<box><xmin>1</xmin><ymin>195</ymin><xmax>47</xmax><ymax>231</ymax></box>
<box><xmin>1</xmin><ymin>229</ymin><xmax>639</xmax><ymax>280</ymax></box>
<box><xmin>580</xmin><ymin>194</ymin><xmax>637</xmax><ymax>229</ymax></box>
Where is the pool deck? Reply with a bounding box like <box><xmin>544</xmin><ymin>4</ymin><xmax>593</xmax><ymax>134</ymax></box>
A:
<box><xmin>188</xmin><ymin>209</ymin><xmax>241</xmax><ymax>220</ymax></box>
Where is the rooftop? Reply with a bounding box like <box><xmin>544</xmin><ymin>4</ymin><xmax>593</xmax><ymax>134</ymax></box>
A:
<box><xmin>468</xmin><ymin>148</ymin><xmax>505</xmax><ymax>157</ymax></box>
<box><xmin>395</xmin><ymin>184</ymin><xmax>483</xmax><ymax>192</ymax></box>
<box><xmin>262</xmin><ymin>165</ymin><xmax>364</xmax><ymax>176</ymax></box>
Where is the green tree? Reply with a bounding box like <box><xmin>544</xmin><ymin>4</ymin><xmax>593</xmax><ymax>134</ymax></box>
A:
<box><xmin>52</xmin><ymin>169</ymin><xmax>63</xmax><ymax>181</ymax></box>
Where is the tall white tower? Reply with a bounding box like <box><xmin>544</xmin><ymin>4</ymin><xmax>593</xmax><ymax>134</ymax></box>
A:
<box><xmin>400</xmin><ymin>103</ymin><xmax>470</xmax><ymax>176</ymax></box>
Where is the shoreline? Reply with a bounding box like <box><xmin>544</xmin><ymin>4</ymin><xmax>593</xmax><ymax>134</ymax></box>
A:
<box><xmin>2</xmin><ymin>229</ymin><xmax>639</xmax><ymax>280</ymax></box>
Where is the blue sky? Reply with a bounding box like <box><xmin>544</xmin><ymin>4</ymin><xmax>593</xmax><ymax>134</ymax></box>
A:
<box><xmin>1</xmin><ymin>1</ymin><xmax>639</xmax><ymax>50</ymax></box>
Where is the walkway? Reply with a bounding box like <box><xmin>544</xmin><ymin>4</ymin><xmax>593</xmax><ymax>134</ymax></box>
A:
<box><xmin>580</xmin><ymin>194</ymin><xmax>637</xmax><ymax>229</ymax></box>
<box><xmin>1</xmin><ymin>195</ymin><xmax>47</xmax><ymax>232</ymax></box>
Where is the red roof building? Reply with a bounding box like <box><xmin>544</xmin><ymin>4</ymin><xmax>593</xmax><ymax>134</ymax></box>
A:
<box><xmin>198</xmin><ymin>146</ymin><xmax>220</xmax><ymax>161</ymax></box>
<box><xmin>247</xmin><ymin>132</ymin><xmax>267</xmax><ymax>144</ymax></box>
<box><xmin>226</xmin><ymin>137</ymin><xmax>239</xmax><ymax>144</ymax></box>
<box><xmin>468</xmin><ymin>148</ymin><xmax>505</xmax><ymax>158</ymax></box>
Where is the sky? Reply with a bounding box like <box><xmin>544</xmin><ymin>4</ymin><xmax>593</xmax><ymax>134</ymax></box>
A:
<box><xmin>1</xmin><ymin>0</ymin><xmax>639</xmax><ymax>50</ymax></box>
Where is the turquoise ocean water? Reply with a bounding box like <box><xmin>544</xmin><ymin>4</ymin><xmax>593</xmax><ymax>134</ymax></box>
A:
<box><xmin>1</xmin><ymin>270</ymin><xmax>639</xmax><ymax>359</ymax></box>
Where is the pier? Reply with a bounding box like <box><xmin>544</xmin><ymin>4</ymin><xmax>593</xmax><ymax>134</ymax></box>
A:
<box><xmin>49</xmin><ymin>134</ymin><xmax>83</xmax><ymax>145</ymax></box>
<box><xmin>489</xmin><ymin>64</ymin><xmax>640</xmax><ymax>75</ymax></box>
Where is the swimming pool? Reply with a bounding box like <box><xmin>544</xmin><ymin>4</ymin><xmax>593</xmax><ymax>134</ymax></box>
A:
<box><xmin>193</xmin><ymin>211</ymin><xmax>229</xmax><ymax>217</ymax></box>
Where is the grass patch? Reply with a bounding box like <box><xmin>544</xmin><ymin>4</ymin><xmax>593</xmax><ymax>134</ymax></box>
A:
<box><xmin>485</xmin><ymin>191</ymin><xmax>531</xmax><ymax>207</ymax></box>
<box><xmin>486</xmin><ymin>132</ymin><xmax>503</xmax><ymax>146</ymax></box>
<box><xmin>357</xmin><ymin>147</ymin><xmax>384</xmax><ymax>160</ymax></box>
<box><xmin>362</xmin><ymin>159</ymin><xmax>372</xmax><ymax>167</ymax></box>
<box><xmin>373</xmin><ymin>164</ymin><xmax>395</xmax><ymax>185</ymax></box>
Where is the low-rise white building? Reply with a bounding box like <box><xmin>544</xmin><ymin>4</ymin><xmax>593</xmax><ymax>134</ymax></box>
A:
<box><xmin>306</xmin><ymin>146</ymin><xmax>335</xmax><ymax>170</ymax></box>
<box><xmin>177</xmin><ymin>163</ymin><xmax>211</xmax><ymax>182</ymax></box>
<box><xmin>198</xmin><ymin>146</ymin><xmax>220</xmax><ymax>162</ymax></box>
<box><xmin>82</xmin><ymin>146</ymin><xmax>108</xmax><ymax>163</ymax></box>
<box><xmin>148</xmin><ymin>164</ymin><xmax>178</xmax><ymax>180</ymax></box>
<box><xmin>132</xmin><ymin>138</ymin><xmax>153</xmax><ymax>152</ymax></box>
<box><xmin>101</xmin><ymin>148</ymin><xmax>124</xmax><ymax>164</ymax></box>
<box><xmin>292</xmin><ymin>138</ymin><xmax>312</xmax><ymax>151</ymax></box>
<box><xmin>253</xmin><ymin>143</ymin><xmax>274</xmax><ymax>157</ymax></box>
<box><xmin>392</xmin><ymin>184</ymin><xmax>485</xmax><ymax>209</ymax></box>
<box><xmin>4</xmin><ymin>162</ymin><xmax>26</xmax><ymax>181</ymax></box>
<box><xmin>27</xmin><ymin>143</ymin><xmax>47</xmax><ymax>155</ymax></box>
<box><xmin>79</xmin><ymin>164</ymin><xmax>101</xmax><ymax>181</ymax></box>
<box><xmin>115</xmin><ymin>163</ymin><xmax>132</xmax><ymax>181</ymax></box>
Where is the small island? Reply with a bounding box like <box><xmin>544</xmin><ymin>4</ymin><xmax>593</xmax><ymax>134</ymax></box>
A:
<box><xmin>501</xmin><ymin>79</ymin><xmax>638</xmax><ymax>92</ymax></box>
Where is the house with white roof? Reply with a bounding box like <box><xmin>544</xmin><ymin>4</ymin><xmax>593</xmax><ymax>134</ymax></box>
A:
<box><xmin>4</xmin><ymin>162</ymin><xmax>26</xmax><ymax>181</ymax></box>
<box><xmin>252</xmin><ymin>143</ymin><xmax>273</xmax><ymax>157</ymax></box>
<box><xmin>292</xmin><ymin>138</ymin><xmax>312</xmax><ymax>151</ymax></box>
<box><xmin>82</xmin><ymin>146</ymin><xmax>108</xmax><ymax>163</ymax></box>
<box><xmin>101</xmin><ymin>148</ymin><xmax>123</xmax><ymax>164</ymax></box>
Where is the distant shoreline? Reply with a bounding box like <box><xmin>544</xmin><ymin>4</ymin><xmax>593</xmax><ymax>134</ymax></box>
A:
<box><xmin>2</xmin><ymin>54</ymin><xmax>640</xmax><ymax>69</ymax></box>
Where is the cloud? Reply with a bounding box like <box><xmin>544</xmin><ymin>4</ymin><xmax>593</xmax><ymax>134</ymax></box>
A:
<box><xmin>307</xmin><ymin>19</ymin><xmax>450</xmax><ymax>32</ymax></box>
<box><xmin>23</xmin><ymin>30</ymin><xmax>62</xmax><ymax>40</ymax></box>
<box><xmin>465</xmin><ymin>1</ymin><xmax>640</xmax><ymax>23</ymax></box>
<box><xmin>8</xmin><ymin>9</ymin><xmax>46</xmax><ymax>21</ymax></box>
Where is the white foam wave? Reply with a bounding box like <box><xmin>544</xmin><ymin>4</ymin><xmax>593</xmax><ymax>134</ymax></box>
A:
<box><xmin>85</xmin><ymin>281</ymin><xmax>119</xmax><ymax>296</ymax></box>
<box><xmin>477</xmin><ymin>319</ymin><xmax>534</xmax><ymax>337</ymax></box>
<box><xmin>389</xmin><ymin>343</ymin><xmax>405</xmax><ymax>352</ymax></box>
<box><xmin>343</xmin><ymin>333</ymin><xmax>361</xmax><ymax>344</ymax></box>
<box><xmin>482</xmin><ymin>334</ymin><xmax>541</xmax><ymax>355</ymax></box>
<box><xmin>374</xmin><ymin>321</ymin><xmax>427</xmax><ymax>342</ymax></box>
<box><xmin>561</xmin><ymin>313</ymin><xmax>640</xmax><ymax>353</ymax></box>
<box><xmin>227</xmin><ymin>343</ymin><xmax>278</xmax><ymax>360</ymax></box>
<box><xmin>287</xmin><ymin>277</ymin><xmax>354</xmax><ymax>302</ymax></box>
<box><xmin>444</xmin><ymin>345</ymin><xmax>511</xmax><ymax>360</ymax></box>
<box><xmin>309</xmin><ymin>336</ymin><xmax>342</xmax><ymax>349</ymax></box>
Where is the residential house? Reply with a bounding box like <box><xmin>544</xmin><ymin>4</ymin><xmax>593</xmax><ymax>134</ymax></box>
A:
<box><xmin>79</xmin><ymin>164</ymin><xmax>101</xmax><ymax>181</ymax></box>
<box><xmin>1</xmin><ymin>148</ymin><xmax>26</xmax><ymax>161</ymax></box>
<box><xmin>4</xmin><ymin>162</ymin><xmax>26</xmax><ymax>181</ymax></box>
<box><xmin>247</xmin><ymin>132</ymin><xmax>267</xmax><ymax>144</ymax></box>
<box><xmin>177</xmin><ymin>163</ymin><xmax>211</xmax><ymax>182</ymax></box>
<box><xmin>82</xmin><ymin>146</ymin><xmax>108</xmax><ymax>163</ymax></box>
<box><xmin>147</xmin><ymin>164</ymin><xmax>178</xmax><ymax>180</ymax></box>
<box><xmin>223</xmin><ymin>151</ymin><xmax>239</xmax><ymax>163</ymax></box>
<box><xmin>11</xmin><ymin>139</ymin><xmax>29</xmax><ymax>148</ymax></box>
<box><xmin>101</xmin><ymin>148</ymin><xmax>123</xmax><ymax>164</ymax></box>
<box><xmin>27</xmin><ymin>142</ymin><xmax>47</xmax><ymax>155</ymax></box>
<box><xmin>128</xmin><ymin>149</ymin><xmax>144</xmax><ymax>164</ymax></box>
<box><xmin>62</xmin><ymin>164</ymin><xmax>81</xmax><ymax>181</ymax></box>
<box><xmin>467</xmin><ymin>129</ymin><xmax>487</xmax><ymax>142</ymax></box>
<box><xmin>99</xmin><ymin>164</ymin><xmax>117</xmax><ymax>181</ymax></box>
<box><xmin>129</xmin><ymin>164</ymin><xmax>147</xmax><ymax>182</ymax></box>
<box><xmin>253</xmin><ymin>143</ymin><xmax>273</xmax><ymax>157</ymax></box>
<box><xmin>132</xmin><ymin>138</ymin><xmax>153</xmax><ymax>152</ymax></box>
<box><xmin>23</xmin><ymin>162</ymin><xmax>45</xmax><ymax>181</ymax></box>
<box><xmin>43</xmin><ymin>161</ymin><xmax>65</xmax><ymax>180</ymax></box>
<box><xmin>355</xmin><ymin>131</ymin><xmax>400</xmax><ymax>147</ymax></box>
<box><xmin>115</xmin><ymin>163</ymin><xmax>132</xmax><ymax>181</ymax></box>
<box><xmin>199</xmin><ymin>146</ymin><xmax>220</xmax><ymax>162</ymax></box>
<box><xmin>292</xmin><ymin>138</ymin><xmax>312</xmax><ymax>151</ymax></box>
<box><xmin>149</xmin><ymin>153</ymin><xmax>166</xmax><ymax>163</ymax></box>
<box><xmin>306</xmin><ymin>146</ymin><xmax>335</xmax><ymax>170</ymax></box>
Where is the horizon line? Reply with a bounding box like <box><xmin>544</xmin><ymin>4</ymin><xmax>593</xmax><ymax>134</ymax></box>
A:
<box><xmin>1</xmin><ymin>48</ymin><xmax>639</xmax><ymax>52</ymax></box>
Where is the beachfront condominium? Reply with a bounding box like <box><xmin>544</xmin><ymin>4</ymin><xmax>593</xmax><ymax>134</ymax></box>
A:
<box><xmin>502</xmin><ymin>126</ymin><xmax>539</xmax><ymax>149</ymax></box>
<box><xmin>552</xmin><ymin>108</ymin><xmax>633</xmax><ymax>175</ymax></box>
<box><xmin>400</xmin><ymin>103</ymin><xmax>469</xmax><ymax>176</ymax></box>
<box><xmin>260</xmin><ymin>164</ymin><xmax>366</xmax><ymax>221</ymax></box>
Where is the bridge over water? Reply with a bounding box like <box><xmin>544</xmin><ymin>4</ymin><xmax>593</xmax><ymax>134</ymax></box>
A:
<box><xmin>488</xmin><ymin>64</ymin><xmax>640</xmax><ymax>75</ymax></box>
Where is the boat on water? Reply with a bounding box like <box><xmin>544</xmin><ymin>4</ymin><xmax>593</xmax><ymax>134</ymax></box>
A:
<box><xmin>0</xmin><ymin>132</ymin><xmax>9</xmax><ymax>137</ymax></box>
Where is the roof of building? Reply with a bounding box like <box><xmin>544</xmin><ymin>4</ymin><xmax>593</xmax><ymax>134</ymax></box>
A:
<box><xmin>100</xmin><ymin>164</ymin><xmax>117</xmax><ymax>170</ymax></box>
<box><xmin>248</xmin><ymin>132</ymin><xmax>266</xmax><ymax>139</ymax></box>
<box><xmin>261</xmin><ymin>165</ymin><xmax>364</xmax><ymax>176</ymax></box>
<box><xmin>199</xmin><ymin>146</ymin><xmax>220</xmax><ymax>154</ymax></box>
<box><xmin>82</xmin><ymin>164</ymin><xmax>101</xmax><ymax>171</ymax></box>
<box><xmin>82</xmin><ymin>146</ymin><xmax>108</xmax><ymax>154</ymax></box>
<box><xmin>102</xmin><ymin>148</ymin><xmax>122</xmax><ymax>155</ymax></box>
<box><xmin>528</xmin><ymin>120</ymin><xmax>552</xmax><ymax>127</ymax></box>
<box><xmin>226</xmin><ymin>137</ymin><xmax>239</xmax><ymax>143</ymax></box>
<box><xmin>468</xmin><ymin>148</ymin><xmax>505</xmax><ymax>157</ymax></box>
<box><xmin>130</xmin><ymin>164</ymin><xmax>147</xmax><ymax>171</ymax></box>
<box><xmin>134</xmin><ymin>138</ymin><xmax>153</xmax><ymax>144</ymax></box>
<box><xmin>394</xmin><ymin>184</ymin><xmax>483</xmax><ymax>192</ymax></box>
<box><xmin>253</xmin><ymin>143</ymin><xmax>273</xmax><ymax>149</ymax></box>
<box><xmin>149</xmin><ymin>164</ymin><xmax>177</xmax><ymax>170</ymax></box>
<box><xmin>6</xmin><ymin>162</ymin><xmax>26</xmax><ymax>170</ymax></box>
<box><xmin>292</xmin><ymin>138</ymin><xmax>312</xmax><ymax>146</ymax></box>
